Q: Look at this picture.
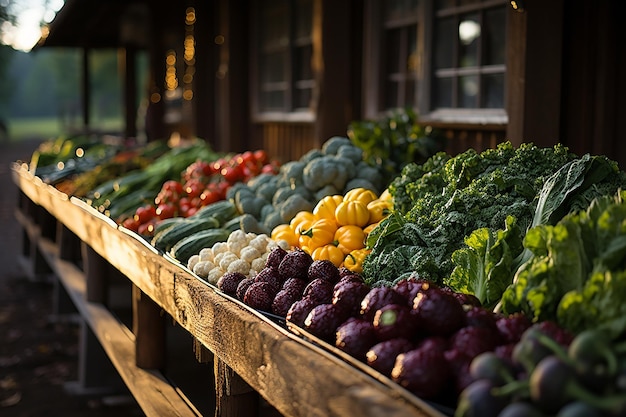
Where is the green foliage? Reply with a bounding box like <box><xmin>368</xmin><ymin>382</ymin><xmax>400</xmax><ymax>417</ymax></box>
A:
<box><xmin>347</xmin><ymin>108</ymin><xmax>446</xmax><ymax>187</ymax></box>
<box><xmin>500</xmin><ymin>190</ymin><xmax>626</xmax><ymax>338</ymax></box>
<box><xmin>363</xmin><ymin>142</ymin><xmax>626</xmax><ymax>287</ymax></box>
<box><xmin>445</xmin><ymin>215</ymin><xmax>523</xmax><ymax>309</ymax></box>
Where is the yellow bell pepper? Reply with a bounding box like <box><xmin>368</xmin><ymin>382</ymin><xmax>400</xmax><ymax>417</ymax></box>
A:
<box><xmin>343</xmin><ymin>248</ymin><xmax>371</xmax><ymax>274</ymax></box>
<box><xmin>367</xmin><ymin>199</ymin><xmax>392</xmax><ymax>224</ymax></box>
<box><xmin>334</xmin><ymin>224</ymin><xmax>366</xmax><ymax>255</ymax></box>
<box><xmin>312</xmin><ymin>194</ymin><xmax>343</xmax><ymax>220</ymax></box>
<box><xmin>300</xmin><ymin>218</ymin><xmax>338</xmax><ymax>251</ymax></box>
<box><xmin>344</xmin><ymin>187</ymin><xmax>378</xmax><ymax>206</ymax></box>
<box><xmin>379</xmin><ymin>188</ymin><xmax>392</xmax><ymax>202</ymax></box>
<box><xmin>334</xmin><ymin>200</ymin><xmax>370</xmax><ymax>227</ymax></box>
<box><xmin>312</xmin><ymin>244</ymin><xmax>345</xmax><ymax>267</ymax></box>
<box><xmin>290</xmin><ymin>210</ymin><xmax>315</xmax><ymax>235</ymax></box>
<box><xmin>271</xmin><ymin>224</ymin><xmax>299</xmax><ymax>248</ymax></box>
<box><xmin>363</xmin><ymin>221</ymin><xmax>380</xmax><ymax>236</ymax></box>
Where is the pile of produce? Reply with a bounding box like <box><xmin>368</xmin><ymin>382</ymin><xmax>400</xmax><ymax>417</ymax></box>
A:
<box><xmin>223</xmin><ymin>136</ymin><xmax>389</xmax><ymax>235</ymax></box>
<box><xmin>364</xmin><ymin>142</ymin><xmax>626</xmax><ymax>296</ymax></box>
<box><xmin>28</xmin><ymin>126</ymin><xmax>626</xmax><ymax>416</ymax></box>
<box><xmin>29</xmin><ymin>134</ymin><xmax>131</xmax><ymax>185</ymax></box>
<box><xmin>269</xmin><ymin>187</ymin><xmax>392</xmax><ymax>270</ymax></box>
<box><xmin>121</xmin><ymin>149</ymin><xmax>280</xmax><ymax>235</ymax></box>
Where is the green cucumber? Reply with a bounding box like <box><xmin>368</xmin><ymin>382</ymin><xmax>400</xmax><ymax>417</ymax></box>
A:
<box><xmin>190</xmin><ymin>200</ymin><xmax>238</xmax><ymax>225</ymax></box>
<box><xmin>152</xmin><ymin>217</ymin><xmax>220</xmax><ymax>252</ymax></box>
<box><xmin>169</xmin><ymin>228</ymin><xmax>231</xmax><ymax>264</ymax></box>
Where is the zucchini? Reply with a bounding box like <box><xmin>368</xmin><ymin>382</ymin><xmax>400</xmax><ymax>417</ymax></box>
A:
<box><xmin>169</xmin><ymin>228</ymin><xmax>231</xmax><ymax>264</ymax></box>
<box><xmin>222</xmin><ymin>215</ymin><xmax>245</xmax><ymax>233</ymax></box>
<box><xmin>190</xmin><ymin>200</ymin><xmax>238</xmax><ymax>225</ymax></box>
<box><xmin>152</xmin><ymin>217</ymin><xmax>185</xmax><ymax>235</ymax></box>
<box><xmin>152</xmin><ymin>217</ymin><xmax>220</xmax><ymax>252</ymax></box>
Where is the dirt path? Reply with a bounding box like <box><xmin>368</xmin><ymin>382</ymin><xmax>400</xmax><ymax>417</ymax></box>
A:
<box><xmin>0</xmin><ymin>138</ymin><xmax>144</xmax><ymax>416</ymax></box>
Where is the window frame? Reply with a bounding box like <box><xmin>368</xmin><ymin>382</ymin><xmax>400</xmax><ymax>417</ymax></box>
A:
<box><xmin>250</xmin><ymin>0</ymin><xmax>316</xmax><ymax>123</ymax></box>
<box><xmin>363</xmin><ymin>0</ymin><xmax>509</xmax><ymax>126</ymax></box>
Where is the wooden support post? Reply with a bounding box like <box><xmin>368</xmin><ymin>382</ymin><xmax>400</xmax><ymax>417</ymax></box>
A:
<box><xmin>133</xmin><ymin>284</ymin><xmax>166</xmax><ymax>370</ymax></box>
<box><xmin>65</xmin><ymin>319</ymin><xmax>124</xmax><ymax>396</ymax></box>
<box><xmin>214</xmin><ymin>357</ymin><xmax>259</xmax><ymax>417</ymax></box>
<box><xmin>52</xmin><ymin>278</ymin><xmax>77</xmax><ymax>317</ymax></box>
<box><xmin>82</xmin><ymin>242</ymin><xmax>109</xmax><ymax>304</ymax></box>
<box><xmin>58</xmin><ymin>223</ymin><xmax>82</xmax><ymax>265</ymax></box>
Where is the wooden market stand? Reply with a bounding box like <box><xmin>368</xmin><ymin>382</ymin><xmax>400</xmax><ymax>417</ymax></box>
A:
<box><xmin>11</xmin><ymin>162</ymin><xmax>448</xmax><ymax>417</ymax></box>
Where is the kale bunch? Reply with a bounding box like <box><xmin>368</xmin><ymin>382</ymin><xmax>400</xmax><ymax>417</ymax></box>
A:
<box><xmin>364</xmin><ymin>141</ymin><xmax>581</xmax><ymax>286</ymax></box>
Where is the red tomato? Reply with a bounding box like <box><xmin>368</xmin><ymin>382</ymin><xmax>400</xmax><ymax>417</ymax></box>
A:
<box><xmin>122</xmin><ymin>217</ymin><xmax>140</xmax><ymax>232</ymax></box>
<box><xmin>163</xmin><ymin>180</ymin><xmax>183</xmax><ymax>194</ymax></box>
<box><xmin>261</xmin><ymin>163</ymin><xmax>278</xmax><ymax>174</ymax></box>
<box><xmin>254</xmin><ymin>149</ymin><xmax>268</xmax><ymax>164</ymax></box>
<box><xmin>156</xmin><ymin>203</ymin><xmax>176</xmax><ymax>219</ymax></box>
<box><xmin>184</xmin><ymin>179</ymin><xmax>204</xmax><ymax>199</ymax></box>
<box><xmin>134</xmin><ymin>205</ymin><xmax>157</xmax><ymax>223</ymax></box>
<box><xmin>200</xmin><ymin>189</ymin><xmax>221</xmax><ymax>205</ymax></box>
<box><xmin>222</xmin><ymin>165</ymin><xmax>244</xmax><ymax>183</ymax></box>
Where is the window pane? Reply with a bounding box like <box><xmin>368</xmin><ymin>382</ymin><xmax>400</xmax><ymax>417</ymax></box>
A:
<box><xmin>482</xmin><ymin>73</ymin><xmax>504</xmax><ymax>108</ymax></box>
<box><xmin>458</xmin><ymin>13</ymin><xmax>480</xmax><ymax>67</ymax></box>
<box><xmin>385</xmin><ymin>0</ymin><xmax>419</xmax><ymax>20</ymax></box>
<box><xmin>385</xmin><ymin>29</ymin><xmax>402</xmax><ymax>74</ymax></box>
<box><xmin>294</xmin><ymin>87</ymin><xmax>312</xmax><ymax>109</ymax></box>
<box><xmin>295</xmin><ymin>45</ymin><xmax>312</xmax><ymax>81</ymax></box>
<box><xmin>260</xmin><ymin>90</ymin><xmax>286</xmax><ymax>111</ymax></box>
<box><xmin>385</xmin><ymin>80</ymin><xmax>400</xmax><ymax>108</ymax></box>
<box><xmin>295</xmin><ymin>0</ymin><xmax>313</xmax><ymax>40</ymax></box>
<box><xmin>261</xmin><ymin>51</ymin><xmax>287</xmax><ymax>83</ymax></box>
<box><xmin>458</xmin><ymin>75</ymin><xmax>479</xmax><ymax>108</ymax></box>
<box><xmin>484</xmin><ymin>7</ymin><xmax>506</xmax><ymax>65</ymax></box>
<box><xmin>434</xmin><ymin>77</ymin><xmax>453</xmax><ymax>108</ymax></box>
<box><xmin>434</xmin><ymin>17</ymin><xmax>455</xmax><ymax>69</ymax></box>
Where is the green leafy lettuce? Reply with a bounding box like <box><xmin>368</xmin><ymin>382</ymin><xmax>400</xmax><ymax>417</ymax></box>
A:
<box><xmin>501</xmin><ymin>191</ymin><xmax>626</xmax><ymax>338</ymax></box>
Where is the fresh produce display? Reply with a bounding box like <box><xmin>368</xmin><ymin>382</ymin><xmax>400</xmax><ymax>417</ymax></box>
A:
<box><xmin>29</xmin><ymin>134</ymin><xmax>127</xmax><ymax>184</ymax></box>
<box><xmin>269</xmin><ymin>187</ymin><xmax>393</xmax><ymax>271</ymax></box>
<box><xmin>88</xmin><ymin>140</ymin><xmax>226</xmax><ymax>221</ymax></box>
<box><xmin>120</xmin><ymin>148</ymin><xmax>280</xmax><ymax>235</ymax></box>
<box><xmin>456</xmin><ymin>326</ymin><xmax>626</xmax><ymax>417</ymax></box>
<box><xmin>364</xmin><ymin>142</ymin><xmax>626</xmax><ymax>291</ymax></box>
<box><xmin>498</xmin><ymin>190</ymin><xmax>626</xmax><ymax>339</ymax></box>
<box><xmin>347</xmin><ymin>108</ymin><xmax>446</xmax><ymax>187</ymax></box>
<box><xmin>187</xmin><ymin>229</ymin><xmax>290</xmax><ymax>285</ymax></box>
<box><xmin>224</xmin><ymin>136</ymin><xmax>389</xmax><ymax>236</ymax></box>
<box><xmin>23</xmin><ymin>128</ymin><xmax>626</xmax><ymax>417</ymax></box>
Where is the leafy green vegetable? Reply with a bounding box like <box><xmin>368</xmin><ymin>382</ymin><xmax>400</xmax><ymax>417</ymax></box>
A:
<box><xmin>501</xmin><ymin>191</ymin><xmax>626</xmax><ymax>338</ymax></box>
<box><xmin>364</xmin><ymin>142</ymin><xmax>578</xmax><ymax>285</ymax></box>
<box><xmin>445</xmin><ymin>215</ymin><xmax>522</xmax><ymax>309</ymax></box>
<box><xmin>347</xmin><ymin>108</ymin><xmax>446</xmax><ymax>188</ymax></box>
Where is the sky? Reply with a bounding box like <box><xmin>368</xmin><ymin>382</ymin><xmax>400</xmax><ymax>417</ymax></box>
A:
<box><xmin>1</xmin><ymin>0</ymin><xmax>65</xmax><ymax>51</ymax></box>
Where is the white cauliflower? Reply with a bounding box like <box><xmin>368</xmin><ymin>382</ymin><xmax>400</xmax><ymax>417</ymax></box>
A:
<box><xmin>198</xmin><ymin>247</ymin><xmax>214</xmax><ymax>262</ymax></box>
<box><xmin>218</xmin><ymin>252</ymin><xmax>240</xmax><ymax>272</ymax></box>
<box><xmin>239</xmin><ymin>246</ymin><xmax>262</xmax><ymax>264</ymax></box>
<box><xmin>250</xmin><ymin>257</ymin><xmax>266</xmax><ymax>274</ymax></box>
<box><xmin>249</xmin><ymin>234</ymin><xmax>270</xmax><ymax>253</ymax></box>
<box><xmin>211</xmin><ymin>241</ymin><xmax>229</xmax><ymax>256</ymax></box>
<box><xmin>207</xmin><ymin>267</ymin><xmax>224</xmax><ymax>285</ymax></box>
<box><xmin>193</xmin><ymin>260</ymin><xmax>216</xmax><ymax>279</ymax></box>
<box><xmin>227</xmin><ymin>259</ymin><xmax>251</xmax><ymax>275</ymax></box>
<box><xmin>187</xmin><ymin>254</ymin><xmax>201</xmax><ymax>271</ymax></box>
<box><xmin>267</xmin><ymin>239</ymin><xmax>290</xmax><ymax>252</ymax></box>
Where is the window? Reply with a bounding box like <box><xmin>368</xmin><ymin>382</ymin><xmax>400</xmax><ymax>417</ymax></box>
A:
<box><xmin>432</xmin><ymin>0</ymin><xmax>507</xmax><ymax>110</ymax></box>
<box><xmin>365</xmin><ymin>0</ymin><xmax>508</xmax><ymax>124</ymax></box>
<box><xmin>253</xmin><ymin>0</ymin><xmax>314</xmax><ymax>120</ymax></box>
